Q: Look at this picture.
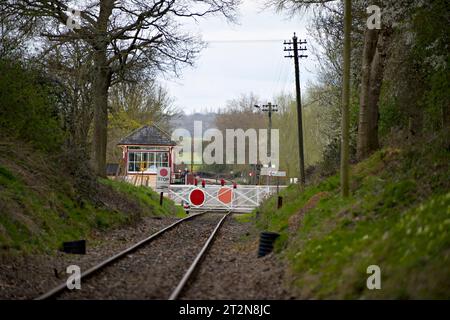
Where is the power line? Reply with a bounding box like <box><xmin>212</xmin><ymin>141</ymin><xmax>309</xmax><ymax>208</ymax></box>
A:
<box><xmin>271</xmin><ymin>53</ymin><xmax>283</xmax><ymax>95</ymax></box>
<box><xmin>205</xmin><ymin>39</ymin><xmax>285</xmax><ymax>43</ymax></box>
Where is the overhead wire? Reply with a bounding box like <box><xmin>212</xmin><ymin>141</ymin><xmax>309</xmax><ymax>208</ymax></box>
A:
<box><xmin>204</xmin><ymin>39</ymin><xmax>285</xmax><ymax>43</ymax></box>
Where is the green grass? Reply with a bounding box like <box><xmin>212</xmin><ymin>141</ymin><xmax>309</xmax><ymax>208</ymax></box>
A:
<box><xmin>254</xmin><ymin>133</ymin><xmax>450</xmax><ymax>299</ymax></box>
<box><xmin>0</xmin><ymin>163</ymin><xmax>184</xmax><ymax>254</ymax></box>
<box><xmin>234</xmin><ymin>213</ymin><xmax>255</xmax><ymax>223</ymax></box>
<box><xmin>0</xmin><ymin>168</ymin><xmax>107</xmax><ymax>253</ymax></box>
<box><xmin>99</xmin><ymin>178</ymin><xmax>185</xmax><ymax>218</ymax></box>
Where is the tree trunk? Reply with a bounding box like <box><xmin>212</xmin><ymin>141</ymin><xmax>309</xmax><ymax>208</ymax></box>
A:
<box><xmin>91</xmin><ymin>50</ymin><xmax>111</xmax><ymax>177</ymax></box>
<box><xmin>357</xmin><ymin>29</ymin><xmax>379</xmax><ymax>160</ymax></box>
<box><xmin>357</xmin><ymin>28</ymin><xmax>390</xmax><ymax>160</ymax></box>
<box><xmin>340</xmin><ymin>0</ymin><xmax>351</xmax><ymax>198</ymax></box>
<box><xmin>91</xmin><ymin>0</ymin><xmax>114</xmax><ymax>177</ymax></box>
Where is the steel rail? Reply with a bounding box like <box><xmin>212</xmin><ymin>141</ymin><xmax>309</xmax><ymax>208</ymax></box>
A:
<box><xmin>35</xmin><ymin>211</ymin><xmax>209</xmax><ymax>300</ymax></box>
<box><xmin>168</xmin><ymin>210</ymin><xmax>231</xmax><ymax>300</ymax></box>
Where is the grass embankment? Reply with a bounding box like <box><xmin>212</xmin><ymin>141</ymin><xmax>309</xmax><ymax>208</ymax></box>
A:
<box><xmin>99</xmin><ymin>178</ymin><xmax>185</xmax><ymax>218</ymax></box>
<box><xmin>0</xmin><ymin>141</ymin><xmax>184</xmax><ymax>254</ymax></box>
<box><xmin>255</xmin><ymin>133</ymin><xmax>450</xmax><ymax>299</ymax></box>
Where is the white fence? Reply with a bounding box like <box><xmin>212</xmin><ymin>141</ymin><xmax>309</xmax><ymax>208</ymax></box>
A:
<box><xmin>167</xmin><ymin>185</ymin><xmax>285</xmax><ymax>213</ymax></box>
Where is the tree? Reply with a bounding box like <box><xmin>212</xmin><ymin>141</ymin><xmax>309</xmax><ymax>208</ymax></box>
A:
<box><xmin>306</xmin><ymin>2</ymin><xmax>359</xmax><ymax>175</ymax></box>
<box><xmin>107</xmin><ymin>81</ymin><xmax>178</xmax><ymax>163</ymax></box>
<box><xmin>357</xmin><ymin>28</ymin><xmax>394</xmax><ymax>160</ymax></box>
<box><xmin>5</xmin><ymin>0</ymin><xmax>239</xmax><ymax>176</ymax></box>
<box><xmin>409</xmin><ymin>0</ymin><xmax>450</xmax><ymax>131</ymax></box>
<box><xmin>40</xmin><ymin>40</ymin><xmax>95</xmax><ymax>153</ymax></box>
<box><xmin>272</xmin><ymin>92</ymin><xmax>325</xmax><ymax>177</ymax></box>
<box><xmin>269</xmin><ymin>0</ymin><xmax>448</xmax><ymax>182</ymax></box>
<box><xmin>341</xmin><ymin>0</ymin><xmax>352</xmax><ymax>197</ymax></box>
<box><xmin>356</xmin><ymin>1</ymin><xmax>423</xmax><ymax>159</ymax></box>
<box><xmin>0</xmin><ymin>60</ymin><xmax>64</xmax><ymax>151</ymax></box>
<box><xmin>356</xmin><ymin>2</ymin><xmax>394</xmax><ymax>160</ymax></box>
<box><xmin>1</xmin><ymin>3</ymin><xmax>25</xmax><ymax>57</ymax></box>
<box><xmin>214</xmin><ymin>93</ymin><xmax>266</xmax><ymax>175</ymax></box>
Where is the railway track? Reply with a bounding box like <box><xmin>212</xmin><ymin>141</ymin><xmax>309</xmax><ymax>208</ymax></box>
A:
<box><xmin>36</xmin><ymin>210</ymin><xmax>231</xmax><ymax>300</ymax></box>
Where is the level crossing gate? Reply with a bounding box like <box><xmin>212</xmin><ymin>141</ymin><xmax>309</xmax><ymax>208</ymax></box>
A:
<box><xmin>167</xmin><ymin>185</ymin><xmax>285</xmax><ymax>213</ymax></box>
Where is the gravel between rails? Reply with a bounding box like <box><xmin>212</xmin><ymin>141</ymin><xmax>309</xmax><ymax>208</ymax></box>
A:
<box><xmin>57</xmin><ymin>213</ymin><xmax>224</xmax><ymax>299</ymax></box>
<box><xmin>180</xmin><ymin>215</ymin><xmax>294</xmax><ymax>300</ymax></box>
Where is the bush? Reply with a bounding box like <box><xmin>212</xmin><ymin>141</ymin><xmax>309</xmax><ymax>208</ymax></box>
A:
<box><xmin>0</xmin><ymin>59</ymin><xmax>64</xmax><ymax>151</ymax></box>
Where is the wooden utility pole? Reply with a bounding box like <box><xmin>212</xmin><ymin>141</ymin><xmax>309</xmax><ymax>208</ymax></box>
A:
<box><xmin>284</xmin><ymin>33</ymin><xmax>307</xmax><ymax>187</ymax></box>
<box><xmin>255</xmin><ymin>102</ymin><xmax>278</xmax><ymax>185</ymax></box>
<box><xmin>191</xmin><ymin>137</ymin><xmax>194</xmax><ymax>178</ymax></box>
<box><xmin>341</xmin><ymin>0</ymin><xmax>352</xmax><ymax>198</ymax></box>
<box><xmin>254</xmin><ymin>102</ymin><xmax>278</xmax><ymax>166</ymax></box>
<box><xmin>267</xmin><ymin>102</ymin><xmax>274</xmax><ymax>165</ymax></box>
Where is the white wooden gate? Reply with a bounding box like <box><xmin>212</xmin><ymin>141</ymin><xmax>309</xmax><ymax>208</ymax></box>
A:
<box><xmin>167</xmin><ymin>185</ymin><xmax>285</xmax><ymax>213</ymax></box>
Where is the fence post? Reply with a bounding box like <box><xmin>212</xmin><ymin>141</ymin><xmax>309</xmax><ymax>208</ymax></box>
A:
<box><xmin>277</xmin><ymin>196</ymin><xmax>283</xmax><ymax>209</ymax></box>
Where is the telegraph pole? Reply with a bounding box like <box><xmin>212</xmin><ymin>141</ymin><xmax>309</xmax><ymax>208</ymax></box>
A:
<box><xmin>254</xmin><ymin>102</ymin><xmax>278</xmax><ymax>163</ymax></box>
<box><xmin>284</xmin><ymin>33</ymin><xmax>307</xmax><ymax>187</ymax></box>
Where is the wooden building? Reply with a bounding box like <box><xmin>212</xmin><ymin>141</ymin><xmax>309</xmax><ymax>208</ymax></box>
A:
<box><xmin>117</xmin><ymin>124</ymin><xmax>177</xmax><ymax>188</ymax></box>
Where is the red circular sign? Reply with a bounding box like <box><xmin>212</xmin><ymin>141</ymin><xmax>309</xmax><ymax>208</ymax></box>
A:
<box><xmin>160</xmin><ymin>168</ymin><xmax>168</xmax><ymax>177</ymax></box>
<box><xmin>217</xmin><ymin>187</ymin><xmax>233</xmax><ymax>204</ymax></box>
<box><xmin>189</xmin><ymin>189</ymin><xmax>205</xmax><ymax>206</ymax></box>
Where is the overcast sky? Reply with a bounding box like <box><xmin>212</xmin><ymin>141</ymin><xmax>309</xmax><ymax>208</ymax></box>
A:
<box><xmin>161</xmin><ymin>0</ymin><xmax>318</xmax><ymax>114</ymax></box>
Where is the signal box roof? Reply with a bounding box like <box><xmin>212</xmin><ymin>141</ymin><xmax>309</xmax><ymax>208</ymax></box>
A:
<box><xmin>118</xmin><ymin>125</ymin><xmax>176</xmax><ymax>146</ymax></box>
